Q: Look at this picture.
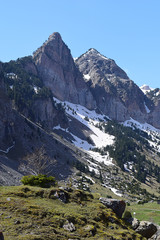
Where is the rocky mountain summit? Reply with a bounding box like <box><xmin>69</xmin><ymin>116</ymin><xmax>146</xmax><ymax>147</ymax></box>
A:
<box><xmin>33</xmin><ymin>32</ymin><xmax>95</xmax><ymax>110</ymax></box>
<box><xmin>75</xmin><ymin>49</ymin><xmax>160</xmax><ymax>126</ymax></box>
<box><xmin>15</xmin><ymin>31</ymin><xmax>160</xmax><ymax>129</ymax></box>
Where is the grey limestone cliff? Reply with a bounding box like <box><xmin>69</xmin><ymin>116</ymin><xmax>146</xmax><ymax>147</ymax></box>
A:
<box><xmin>33</xmin><ymin>32</ymin><xmax>96</xmax><ymax>110</ymax></box>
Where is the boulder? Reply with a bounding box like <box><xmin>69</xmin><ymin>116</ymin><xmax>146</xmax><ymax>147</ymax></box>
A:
<box><xmin>54</xmin><ymin>190</ymin><xmax>68</xmax><ymax>203</ymax></box>
<box><xmin>135</xmin><ymin>221</ymin><xmax>157</xmax><ymax>239</ymax></box>
<box><xmin>83</xmin><ymin>224</ymin><xmax>96</xmax><ymax>236</ymax></box>
<box><xmin>63</xmin><ymin>220</ymin><xmax>76</xmax><ymax>232</ymax></box>
<box><xmin>124</xmin><ymin>216</ymin><xmax>140</xmax><ymax>230</ymax></box>
<box><xmin>148</xmin><ymin>226</ymin><xmax>160</xmax><ymax>240</ymax></box>
<box><xmin>131</xmin><ymin>218</ymin><xmax>140</xmax><ymax>230</ymax></box>
<box><xmin>99</xmin><ymin>198</ymin><xmax>126</xmax><ymax>218</ymax></box>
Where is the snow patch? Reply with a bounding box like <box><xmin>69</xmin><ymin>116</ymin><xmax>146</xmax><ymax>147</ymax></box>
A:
<box><xmin>88</xmin><ymin>165</ymin><xmax>99</xmax><ymax>174</ymax></box>
<box><xmin>110</xmin><ymin>187</ymin><xmax>122</xmax><ymax>197</ymax></box>
<box><xmin>33</xmin><ymin>86</ymin><xmax>38</xmax><ymax>94</ymax></box>
<box><xmin>84</xmin><ymin>175</ymin><xmax>95</xmax><ymax>184</ymax></box>
<box><xmin>140</xmin><ymin>84</ymin><xmax>154</xmax><ymax>94</ymax></box>
<box><xmin>88</xmin><ymin>151</ymin><xmax>114</xmax><ymax>166</ymax></box>
<box><xmin>144</xmin><ymin>102</ymin><xmax>150</xmax><ymax>113</ymax></box>
<box><xmin>97</xmin><ymin>53</ymin><xmax>109</xmax><ymax>60</ymax></box>
<box><xmin>53</xmin><ymin>97</ymin><xmax>114</xmax><ymax>150</ymax></box>
<box><xmin>83</xmin><ymin>74</ymin><xmax>91</xmax><ymax>80</ymax></box>
<box><xmin>123</xmin><ymin>118</ymin><xmax>160</xmax><ymax>134</ymax></box>
<box><xmin>53</xmin><ymin>97</ymin><xmax>114</xmax><ymax>166</ymax></box>
<box><xmin>71</xmin><ymin>134</ymin><xmax>93</xmax><ymax>151</ymax></box>
<box><xmin>155</xmin><ymin>91</ymin><xmax>160</xmax><ymax>96</ymax></box>
<box><xmin>124</xmin><ymin>162</ymin><xmax>133</xmax><ymax>172</ymax></box>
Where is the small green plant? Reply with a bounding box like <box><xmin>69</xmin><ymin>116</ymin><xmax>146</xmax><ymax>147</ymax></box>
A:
<box><xmin>21</xmin><ymin>174</ymin><xmax>56</xmax><ymax>188</ymax></box>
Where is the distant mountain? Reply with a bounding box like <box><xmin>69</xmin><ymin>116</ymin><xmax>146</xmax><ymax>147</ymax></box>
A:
<box><xmin>140</xmin><ymin>84</ymin><xmax>153</xmax><ymax>94</ymax></box>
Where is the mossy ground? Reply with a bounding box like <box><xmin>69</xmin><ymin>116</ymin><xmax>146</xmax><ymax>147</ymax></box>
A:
<box><xmin>0</xmin><ymin>185</ymin><xmax>145</xmax><ymax>240</ymax></box>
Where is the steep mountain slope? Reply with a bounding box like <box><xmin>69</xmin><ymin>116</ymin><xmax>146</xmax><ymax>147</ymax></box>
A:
<box><xmin>50</xmin><ymin>97</ymin><xmax>160</xmax><ymax>200</ymax></box>
<box><xmin>0</xmin><ymin>72</ymin><xmax>93</xmax><ymax>185</ymax></box>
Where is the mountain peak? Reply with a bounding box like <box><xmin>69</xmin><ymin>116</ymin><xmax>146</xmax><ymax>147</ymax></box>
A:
<box><xmin>87</xmin><ymin>48</ymin><xmax>99</xmax><ymax>54</ymax></box>
<box><xmin>33</xmin><ymin>31</ymin><xmax>95</xmax><ymax>109</ymax></box>
<box><xmin>85</xmin><ymin>48</ymin><xmax>109</xmax><ymax>60</ymax></box>
<box><xmin>48</xmin><ymin>32</ymin><xmax>62</xmax><ymax>42</ymax></box>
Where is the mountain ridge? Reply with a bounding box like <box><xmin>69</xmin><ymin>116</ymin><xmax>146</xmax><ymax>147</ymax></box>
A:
<box><xmin>0</xmin><ymin>32</ymin><xmax>160</xmax><ymax>205</ymax></box>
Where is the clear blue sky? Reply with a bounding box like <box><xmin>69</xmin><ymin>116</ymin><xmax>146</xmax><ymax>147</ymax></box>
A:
<box><xmin>1</xmin><ymin>0</ymin><xmax>160</xmax><ymax>88</ymax></box>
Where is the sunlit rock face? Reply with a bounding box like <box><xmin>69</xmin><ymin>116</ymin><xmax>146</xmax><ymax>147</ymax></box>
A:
<box><xmin>33</xmin><ymin>32</ymin><xmax>96</xmax><ymax>110</ymax></box>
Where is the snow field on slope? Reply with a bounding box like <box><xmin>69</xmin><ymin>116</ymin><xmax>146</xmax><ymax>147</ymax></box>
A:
<box><xmin>123</xmin><ymin>118</ymin><xmax>160</xmax><ymax>151</ymax></box>
<box><xmin>53</xmin><ymin>97</ymin><xmax>114</xmax><ymax>166</ymax></box>
<box><xmin>123</xmin><ymin>118</ymin><xmax>160</xmax><ymax>134</ymax></box>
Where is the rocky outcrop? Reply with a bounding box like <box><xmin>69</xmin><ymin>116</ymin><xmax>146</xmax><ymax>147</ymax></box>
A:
<box><xmin>99</xmin><ymin>198</ymin><xmax>126</xmax><ymax>218</ymax></box>
<box><xmin>76</xmin><ymin>48</ymin><xmax>148</xmax><ymax>123</ymax></box>
<box><xmin>149</xmin><ymin>225</ymin><xmax>160</xmax><ymax>240</ymax></box>
<box><xmin>125</xmin><ymin>216</ymin><xmax>158</xmax><ymax>239</ymax></box>
<box><xmin>63</xmin><ymin>221</ymin><xmax>76</xmax><ymax>232</ymax></box>
<box><xmin>135</xmin><ymin>221</ymin><xmax>157</xmax><ymax>239</ymax></box>
<box><xmin>33</xmin><ymin>32</ymin><xmax>95</xmax><ymax>110</ymax></box>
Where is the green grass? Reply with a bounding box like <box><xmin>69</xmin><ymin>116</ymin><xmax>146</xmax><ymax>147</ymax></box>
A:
<box><xmin>127</xmin><ymin>202</ymin><xmax>160</xmax><ymax>225</ymax></box>
<box><xmin>0</xmin><ymin>185</ymin><xmax>146</xmax><ymax>240</ymax></box>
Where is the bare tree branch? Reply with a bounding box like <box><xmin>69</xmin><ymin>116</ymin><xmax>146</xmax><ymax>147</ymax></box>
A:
<box><xmin>19</xmin><ymin>146</ymin><xmax>56</xmax><ymax>176</ymax></box>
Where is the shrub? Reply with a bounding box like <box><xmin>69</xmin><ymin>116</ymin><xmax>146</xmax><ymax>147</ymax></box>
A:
<box><xmin>21</xmin><ymin>174</ymin><xmax>56</xmax><ymax>188</ymax></box>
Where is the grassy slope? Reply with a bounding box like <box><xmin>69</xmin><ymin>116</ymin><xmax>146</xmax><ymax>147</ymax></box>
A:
<box><xmin>0</xmin><ymin>185</ymin><xmax>145</xmax><ymax>240</ymax></box>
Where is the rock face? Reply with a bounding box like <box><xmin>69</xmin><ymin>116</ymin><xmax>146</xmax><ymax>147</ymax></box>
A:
<box><xmin>75</xmin><ymin>49</ymin><xmax>148</xmax><ymax>123</ymax></box>
<box><xmin>99</xmin><ymin>198</ymin><xmax>126</xmax><ymax>218</ymax></box>
<box><xmin>18</xmin><ymin>32</ymin><xmax>160</xmax><ymax>129</ymax></box>
<box><xmin>0</xmin><ymin>76</ymin><xmax>15</xmax><ymax>150</ymax></box>
<box><xmin>33</xmin><ymin>32</ymin><xmax>95</xmax><ymax>110</ymax></box>
<box><xmin>32</xmin><ymin>98</ymin><xmax>58</xmax><ymax>130</ymax></box>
